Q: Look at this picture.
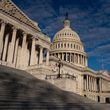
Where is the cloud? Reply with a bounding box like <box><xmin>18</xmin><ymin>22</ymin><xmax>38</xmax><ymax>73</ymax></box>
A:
<box><xmin>12</xmin><ymin>0</ymin><xmax>110</xmax><ymax>70</ymax></box>
<box><xmin>88</xmin><ymin>44</ymin><xmax>110</xmax><ymax>57</ymax></box>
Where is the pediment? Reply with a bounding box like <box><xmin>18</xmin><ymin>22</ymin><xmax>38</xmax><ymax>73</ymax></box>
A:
<box><xmin>0</xmin><ymin>0</ymin><xmax>40</xmax><ymax>32</ymax></box>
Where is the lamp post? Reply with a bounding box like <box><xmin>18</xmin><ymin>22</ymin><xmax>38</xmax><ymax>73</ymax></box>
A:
<box><xmin>56</xmin><ymin>59</ymin><xmax>63</xmax><ymax>78</ymax></box>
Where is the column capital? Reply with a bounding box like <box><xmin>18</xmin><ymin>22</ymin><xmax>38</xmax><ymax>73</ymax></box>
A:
<box><xmin>39</xmin><ymin>45</ymin><xmax>43</xmax><ymax>49</ymax></box>
<box><xmin>0</xmin><ymin>20</ymin><xmax>7</xmax><ymax>26</ymax></box>
<box><xmin>12</xmin><ymin>26</ymin><xmax>18</xmax><ymax>31</ymax></box>
<box><xmin>22</xmin><ymin>31</ymin><xmax>27</xmax><ymax>36</ymax></box>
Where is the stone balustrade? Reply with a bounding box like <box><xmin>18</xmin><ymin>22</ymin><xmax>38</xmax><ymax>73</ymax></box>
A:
<box><xmin>45</xmin><ymin>73</ymin><xmax>76</xmax><ymax>80</ymax></box>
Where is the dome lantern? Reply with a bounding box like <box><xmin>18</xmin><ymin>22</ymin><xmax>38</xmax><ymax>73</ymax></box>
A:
<box><xmin>64</xmin><ymin>13</ymin><xmax>70</xmax><ymax>28</ymax></box>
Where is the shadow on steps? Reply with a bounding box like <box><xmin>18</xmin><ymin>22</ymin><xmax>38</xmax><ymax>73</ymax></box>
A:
<box><xmin>0</xmin><ymin>65</ymin><xmax>110</xmax><ymax>110</ymax></box>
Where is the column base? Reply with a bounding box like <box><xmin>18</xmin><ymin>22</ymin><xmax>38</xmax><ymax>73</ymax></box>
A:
<box><xmin>0</xmin><ymin>60</ymin><xmax>15</xmax><ymax>68</ymax></box>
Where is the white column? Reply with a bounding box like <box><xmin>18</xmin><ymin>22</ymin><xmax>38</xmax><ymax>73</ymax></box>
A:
<box><xmin>92</xmin><ymin>77</ymin><xmax>94</xmax><ymax>91</ymax></box>
<box><xmin>94</xmin><ymin>78</ymin><xmax>97</xmax><ymax>92</ymax></box>
<box><xmin>93</xmin><ymin>77</ymin><xmax>95</xmax><ymax>91</ymax></box>
<box><xmin>46</xmin><ymin>49</ymin><xmax>49</xmax><ymax>65</ymax></box>
<box><xmin>26</xmin><ymin>49</ymin><xmax>30</xmax><ymax>66</ymax></box>
<box><xmin>35</xmin><ymin>50</ymin><xmax>38</xmax><ymax>65</ymax></box>
<box><xmin>2</xmin><ymin>34</ymin><xmax>9</xmax><ymax>61</ymax></box>
<box><xmin>20</xmin><ymin>32</ymin><xmax>27</xmax><ymax>68</ymax></box>
<box><xmin>39</xmin><ymin>46</ymin><xmax>43</xmax><ymax>64</ymax></box>
<box><xmin>78</xmin><ymin>54</ymin><xmax>80</xmax><ymax>64</ymax></box>
<box><xmin>87</xmin><ymin>75</ymin><xmax>89</xmax><ymax>91</ymax></box>
<box><xmin>88</xmin><ymin>76</ymin><xmax>90</xmax><ymax>91</ymax></box>
<box><xmin>80</xmin><ymin>55</ymin><xmax>82</xmax><ymax>65</ymax></box>
<box><xmin>85</xmin><ymin>57</ymin><xmax>88</xmax><ymax>66</ymax></box>
<box><xmin>90</xmin><ymin>76</ymin><xmax>92</xmax><ymax>91</ymax></box>
<box><xmin>74</xmin><ymin>54</ymin><xmax>76</xmax><ymax>63</ymax></box>
<box><xmin>0</xmin><ymin>20</ymin><xmax>6</xmax><ymax>59</ymax></box>
<box><xmin>7</xmin><ymin>26</ymin><xmax>17</xmax><ymax>64</ymax></box>
<box><xmin>66</xmin><ymin>53</ymin><xmax>68</xmax><ymax>61</ymax></box>
<box><xmin>13</xmin><ymin>38</ymin><xmax>19</xmax><ymax>66</ymax></box>
<box><xmin>86</xmin><ymin>75</ymin><xmax>87</xmax><ymax>90</ymax></box>
<box><xmin>62</xmin><ymin>53</ymin><xmax>64</xmax><ymax>60</ymax></box>
<box><xmin>30</xmin><ymin>38</ymin><xmax>36</xmax><ymax>65</ymax></box>
<box><xmin>16</xmin><ymin>46</ymin><xmax>22</xmax><ymax>68</ymax></box>
<box><xmin>58</xmin><ymin>53</ymin><xmax>60</xmax><ymax>59</ymax></box>
<box><xmin>91</xmin><ymin>77</ymin><xmax>93</xmax><ymax>91</ymax></box>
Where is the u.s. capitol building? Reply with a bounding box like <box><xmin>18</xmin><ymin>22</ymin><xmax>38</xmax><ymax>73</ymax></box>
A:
<box><xmin>0</xmin><ymin>0</ymin><xmax>110</xmax><ymax>103</ymax></box>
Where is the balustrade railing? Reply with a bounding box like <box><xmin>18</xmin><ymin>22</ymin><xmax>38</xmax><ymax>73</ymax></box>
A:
<box><xmin>45</xmin><ymin>73</ymin><xmax>76</xmax><ymax>80</ymax></box>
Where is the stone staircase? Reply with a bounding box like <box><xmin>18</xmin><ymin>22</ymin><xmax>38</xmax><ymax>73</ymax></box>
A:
<box><xmin>0</xmin><ymin>65</ymin><xmax>110</xmax><ymax>110</ymax></box>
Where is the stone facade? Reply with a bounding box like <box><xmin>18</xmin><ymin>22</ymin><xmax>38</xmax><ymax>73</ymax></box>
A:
<box><xmin>0</xmin><ymin>0</ymin><xmax>110</xmax><ymax>104</ymax></box>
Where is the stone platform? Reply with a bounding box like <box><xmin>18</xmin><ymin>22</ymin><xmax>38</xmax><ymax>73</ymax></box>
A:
<box><xmin>0</xmin><ymin>65</ymin><xmax>110</xmax><ymax>110</ymax></box>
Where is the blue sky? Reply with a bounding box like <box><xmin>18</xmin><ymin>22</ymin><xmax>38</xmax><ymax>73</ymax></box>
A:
<box><xmin>12</xmin><ymin>0</ymin><xmax>110</xmax><ymax>71</ymax></box>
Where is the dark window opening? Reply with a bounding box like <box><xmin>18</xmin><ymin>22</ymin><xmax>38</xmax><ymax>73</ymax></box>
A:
<box><xmin>84</xmin><ymin>95</ymin><xmax>86</xmax><ymax>97</ymax></box>
<box><xmin>97</xmin><ymin>78</ymin><xmax>100</xmax><ymax>92</ymax></box>
<box><xmin>106</xmin><ymin>98</ymin><xmax>110</xmax><ymax>103</ymax></box>
<box><xmin>97</xmin><ymin>96</ymin><xmax>100</xmax><ymax>102</ymax></box>
<box><xmin>84</xmin><ymin>75</ymin><xmax>87</xmax><ymax>79</ymax></box>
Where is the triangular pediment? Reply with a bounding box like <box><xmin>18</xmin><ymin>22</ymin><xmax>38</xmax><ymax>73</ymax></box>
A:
<box><xmin>0</xmin><ymin>0</ymin><xmax>41</xmax><ymax>32</ymax></box>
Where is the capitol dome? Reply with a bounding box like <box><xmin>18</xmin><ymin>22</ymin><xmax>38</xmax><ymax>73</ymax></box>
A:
<box><xmin>50</xmin><ymin>14</ymin><xmax>88</xmax><ymax>67</ymax></box>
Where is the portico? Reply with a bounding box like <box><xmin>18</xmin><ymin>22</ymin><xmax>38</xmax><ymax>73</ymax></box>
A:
<box><xmin>0</xmin><ymin>0</ymin><xmax>50</xmax><ymax>69</ymax></box>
